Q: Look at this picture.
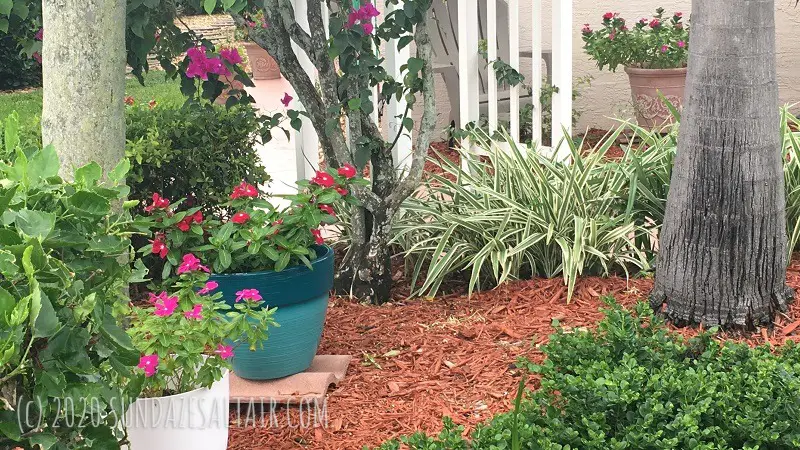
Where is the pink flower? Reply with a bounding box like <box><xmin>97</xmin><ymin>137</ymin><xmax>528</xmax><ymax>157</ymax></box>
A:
<box><xmin>280</xmin><ymin>92</ymin><xmax>293</xmax><ymax>107</ymax></box>
<box><xmin>231</xmin><ymin>181</ymin><xmax>259</xmax><ymax>199</ymax></box>
<box><xmin>198</xmin><ymin>281</ymin><xmax>219</xmax><ymax>295</ymax></box>
<box><xmin>220</xmin><ymin>47</ymin><xmax>243</xmax><ymax>65</ymax></box>
<box><xmin>649</xmin><ymin>19</ymin><xmax>660</xmax><ymax>28</ymax></box>
<box><xmin>235</xmin><ymin>288</ymin><xmax>263</xmax><ymax>303</ymax></box>
<box><xmin>32</xmin><ymin>52</ymin><xmax>41</xmax><ymax>64</ymax></box>
<box><xmin>138</xmin><ymin>354</ymin><xmax>159</xmax><ymax>377</ymax></box>
<box><xmin>177</xmin><ymin>253</ymin><xmax>210</xmax><ymax>275</ymax></box>
<box><xmin>335</xmin><ymin>186</ymin><xmax>349</xmax><ymax>196</ymax></box>
<box><xmin>34</xmin><ymin>28</ymin><xmax>43</xmax><ymax>41</ymax></box>
<box><xmin>581</xmin><ymin>24</ymin><xmax>592</xmax><ymax>34</ymax></box>
<box><xmin>232</xmin><ymin>211</ymin><xmax>250</xmax><ymax>224</ymax></box>
<box><xmin>639</xmin><ymin>17</ymin><xmax>648</xmax><ymax>25</ymax></box>
<box><xmin>154</xmin><ymin>294</ymin><xmax>179</xmax><ymax>317</ymax></box>
<box><xmin>661</xmin><ymin>45</ymin><xmax>669</xmax><ymax>53</ymax></box>
<box><xmin>148</xmin><ymin>291</ymin><xmax>169</xmax><ymax>304</ymax></box>
<box><xmin>319</xmin><ymin>204</ymin><xmax>336</xmax><ymax>216</ymax></box>
<box><xmin>337</xmin><ymin>163</ymin><xmax>357</xmax><ymax>179</ymax></box>
<box><xmin>362</xmin><ymin>22</ymin><xmax>374</xmax><ymax>35</ymax></box>
<box><xmin>311</xmin><ymin>228</ymin><xmax>324</xmax><ymax>245</ymax></box>
<box><xmin>144</xmin><ymin>193</ymin><xmax>170</xmax><ymax>213</ymax></box>
<box><xmin>185</xmin><ymin>47</ymin><xmax>231</xmax><ymax>80</ymax></box>
<box><xmin>311</xmin><ymin>171</ymin><xmax>335</xmax><ymax>188</ymax></box>
<box><xmin>177</xmin><ymin>210</ymin><xmax>203</xmax><ymax>231</ymax></box>
<box><xmin>677</xmin><ymin>40</ymin><xmax>686</xmax><ymax>48</ymax></box>
<box><xmin>215</xmin><ymin>344</ymin><xmax>234</xmax><ymax>360</ymax></box>
<box><xmin>609</xmin><ymin>31</ymin><xmax>616</xmax><ymax>41</ymax></box>
<box><xmin>247</xmin><ymin>20</ymin><xmax>256</xmax><ymax>28</ymax></box>
<box><xmin>150</xmin><ymin>234</ymin><xmax>168</xmax><ymax>259</ymax></box>
<box><xmin>674</xmin><ymin>11</ymin><xmax>683</xmax><ymax>18</ymax></box>
<box><xmin>184</xmin><ymin>304</ymin><xmax>203</xmax><ymax>320</ymax></box>
<box><xmin>602</xmin><ymin>12</ymin><xmax>614</xmax><ymax>20</ymax></box>
<box><xmin>346</xmin><ymin>3</ymin><xmax>380</xmax><ymax>34</ymax></box>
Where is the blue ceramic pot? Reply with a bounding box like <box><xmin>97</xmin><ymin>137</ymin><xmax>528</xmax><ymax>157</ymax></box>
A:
<box><xmin>210</xmin><ymin>245</ymin><xmax>334</xmax><ymax>380</ymax></box>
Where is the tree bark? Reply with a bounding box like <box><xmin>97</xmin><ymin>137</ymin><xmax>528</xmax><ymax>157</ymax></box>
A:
<box><xmin>41</xmin><ymin>0</ymin><xmax>126</xmax><ymax>179</ymax></box>
<box><xmin>650</xmin><ymin>0</ymin><xmax>792</xmax><ymax>328</ymax></box>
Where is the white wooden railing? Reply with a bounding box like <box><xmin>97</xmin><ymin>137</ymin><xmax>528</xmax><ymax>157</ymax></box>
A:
<box><xmin>290</xmin><ymin>0</ymin><xmax>574</xmax><ymax>181</ymax></box>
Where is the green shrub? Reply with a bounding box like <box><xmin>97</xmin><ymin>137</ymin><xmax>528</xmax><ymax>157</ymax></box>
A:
<box><xmin>0</xmin><ymin>113</ymin><xmax>143</xmax><ymax>448</ymax></box>
<box><xmin>125</xmin><ymin>102</ymin><xmax>270</xmax><ymax>214</ymax></box>
<box><xmin>376</xmin><ymin>301</ymin><xmax>800</xmax><ymax>449</ymax></box>
<box><xmin>394</xmin><ymin>127</ymin><xmax>665</xmax><ymax>300</ymax></box>
<box><xmin>0</xmin><ymin>35</ymin><xmax>41</xmax><ymax>91</ymax></box>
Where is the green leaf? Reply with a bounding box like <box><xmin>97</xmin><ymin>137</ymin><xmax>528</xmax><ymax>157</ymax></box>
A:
<box><xmin>15</xmin><ymin>209</ymin><xmax>56</xmax><ymax>240</ymax></box>
<box><xmin>108</xmin><ymin>158</ymin><xmax>131</xmax><ymax>183</ymax></box>
<box><xmin>0</xmin><ymin>249</ymin><xmax>17</xmax><ymax>276</ymax></box>
<box><xmin>0</xmin><ymin>18</ymin><xmax>8</xmax><ymax>33</ymax></box>
<box><xmin>0</xmin><ymin>0</ymin><xmax>12</xmax><ymax>16</ymax></box>
<box><xmin>348</xmin><ymin>98</ymin><xmax>362</xmax><ymax>111</ymax></box>
<box><xmin>27</xmin><ymin>145</ymin><xmax>60</xmax><ymax>182</ymax></box>
<box><xmin>0</xmin><ymin>286</ymin><xmax>13</xmax><ymax>321</ymax></box>
<box><xmin>75</xmin><ymin>162</ymin><xmax>103</xmax><ymax>186</ymax></box>
<box><xmin>3</xmin><ymin>111</ymin><xmax>18</xmax><ymax>151</ymax></box>
<box><xmin>69</xmin><ymin>191</ymin><xmax>111</xmax><ymax>216</ymax></box>
<box><xmin>34</xmin><ymin>291</ymin><xmax>59</xmax><ymax>338</ymax></box>
<box><xmin>407</xmin><ymin>57</ymin><xmax>424</xmax><ymax>73</ymax></box>
<box><xmin>219</xmin><ymin>248</ymin><xmax>232</xmax><ymax>269</ymax></box>
<box><xmin>28</xmin><ymin>432</ymin><xmax>58</xmax><ymax>450</ymax></box>
<box><xmin>203</xmin><ymin>0</ymin><xmax>217</xmax><ymax>14</ymax></box>
<box><xmin>101</xmin><ymin>313</ymin><xmax>134</xmax><ymax>351</ymax></box>
<box><xmin>10</xmin><ymin>0</ymin><xmax>28</xmax><ymax>19</ymax></box>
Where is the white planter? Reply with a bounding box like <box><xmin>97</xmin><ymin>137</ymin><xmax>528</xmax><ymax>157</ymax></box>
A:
<box><xmin>124</xmin><ymin>371</ymin><xmax>229</xmax><ymax>450</ymax></box>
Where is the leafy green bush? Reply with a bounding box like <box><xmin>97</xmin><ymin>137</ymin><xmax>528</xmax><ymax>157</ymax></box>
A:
<box><xmin>125</xmin><ymin>102</ymin><xmax>270</xmax><ymax>214</ymax></box>
<box><xmin>394</xmin><ymin>127</ymin><xmax>664</xmax><ymax>300</ymax></box>
<box><xmin>375</xmin><ymin>301</ymin><xmax>800</xmax><ymax>449</ymax></box>
<box><xmin>0</xmin><ymin>113</ymin><xmax>144</xmax><ymax>448</ymax></box>
<box><xmin>0</xmin><ymin>35</ymin><xmax>41</xmax><ymax>91</ymax></box>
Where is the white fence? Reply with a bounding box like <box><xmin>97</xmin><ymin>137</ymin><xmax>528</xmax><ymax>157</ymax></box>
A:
<box><xmin>291</xmin><ymin>0</ymin><xmax>574</xmax><ymax>180</ymax></box>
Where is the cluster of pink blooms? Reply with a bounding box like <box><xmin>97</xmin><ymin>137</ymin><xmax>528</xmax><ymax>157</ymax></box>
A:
<box><xmin>235</xmin><ymin>288</ymin><xmax>263</xmax><ymax>303</ymax></box>
<box><xmin>185</xmin><ymin>46</ymin><xmax>242</xmax><ymax>80</ymax></box>
<box><xmin>346</xmin><ymin>2</ymin><xmax>380</xmax><ymax>35</ymax></box>
<box><xmin>177</xmin><ymin>253</ymin><xmax>210</xmax><ymax>275</ymax></box>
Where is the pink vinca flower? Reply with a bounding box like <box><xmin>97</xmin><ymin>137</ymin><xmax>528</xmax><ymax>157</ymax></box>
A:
<box><xmin>581</xmin><ymin>24</ymin><xmax>592</xmax><ymax>34</ymax></box>
<box><xmin>231</xmin><ymin>181</ymin><xmax>259</xmax><ymax>199</ymax></box>
<box><xmin>311</xmin><ymin>171</ymin><xmax>335</xmax><ymax>188</ymax></box>
<box><xmin>602</xmin><ymin>12</ymin><xmax>614</xmax><ymax>20</ymax></box>
<box><xmin>148</xmin><ymin>291</ymin><xmax>169</xmax><ymax>304</ymax></box>
<box><xmin>319</xmin><ymin>204</ymin><xmax>336</xmax><ymax>216</ymax></box>
<box><xmin>280</xmin><ymin>92</ymin><xmax>293</xmax><ymax>107</ymax></box>
<box><xmin>661</xmin><ymin>45</ymin><xmax>669</xmax><ymax>53</ymax></box>
<box><xmin>677</xmin><ymin>40</ymin><xmax>686</xmax><ymax>48</ymax></box>
<box><xmin>184</xmin><ymin>304</ymin><xmax>203</xmax><ymax>320</ymax></box>
<box><xmin>177</xmin><ymin>253</ymin><xmax>210</xmax><ymax>275</ymax></box>
<box><xmin>150</xmin><ymin>234</ymin><xmax>168</xmax><ymax>259</ymax></box>
<box><xmin>311</xmin><ymin>228</ymin><xmax>324</xmax><ymax>245</ymax></box>
<box><xmin>144</xmin><ymin>193</ymin><xmax>170</xmax><ymax>213</ymax></box>
<box><xmin>35</xmin><ymin>28</ymin><xmax>43</xmax><ymax>41</ymax></box>
<box><xmin>198</xmin><ymin>281</ymin><xmax>219</xmax><ymax>295</ymax></box>
<box><xmin>220</xmin><ymin>47</ymin><xmax>243</xmax><ymax>65</ymax></box>
<box><xmin>232</xmin><ymin>211</ymin><xmax>250</xmax><ymax>224</ymax></box>
<box><xmin>154</xmin><ymin>294</ymin><xmax>179</xmax><ymax>317</ymax></box>
<box><xmin>649</xmin><ymin>19</ymin><xmax>660</xmax><ymax>28</ymax></box>
<box><xmin>337</xmin><ymin>163</ymin><xmax>357</xmax><ymax>179</ymax></box>
<box><xmin>138</xmin><ymin>354</ymin><xmax>159</xmax><ymax>377</ymax></box>
<box><xmin>235</xmin><ymin>289</ymin><xmax>263</xmax><ymax>303</ymax></box>
<box><xmin>215</xmin><ymin>344</ymin><xmax>234</xmax><ymax>360</ymax></box>
<box><xmin>335</xmin><ymin>186</ymin><xmax>349</xmax><ymax>196</ymax></box>
<box><xmin>32</xmin><ymin>52</ymin><xmax>41</xmax><ymax>64</ymax></box>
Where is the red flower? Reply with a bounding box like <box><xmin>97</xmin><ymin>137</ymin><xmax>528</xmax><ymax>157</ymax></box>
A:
<box><xmin>674</xmin><ymin>11</ymin><xmax>683</xmax><ymax>18</ymax></box>
<box><xmin>232</xmin><ymin>211</ymin><xmax>250</xmax><ymax>224</ymax></box>
<box><xmin>337</xmin><ymin>163</ymin><xmax>357</xmax><ymax>179</ymax></box>
<box><xmin>581</xmin><ymin>24</ymin><xmax>592</xmax><ymax>34</ymax></box>
<box><xmin>310</xmin><ymin>171</ymin><xmax>335</xmax><ymax>188</ymax></box>
<box><xmin>281</xmin><ymin>92</ymin><xmax>293</xmax><ymax>107</ymax></box>
<box><xmin>148</xmin><ymin>100</ymin><xmax>157</xmax><ymax>109</ymax></box>
<box><xmin>144</xmin><ymin>193</ymin><xmax>170</xmax><ymax>213</ymax></box>
<box><xmin>124</xmin><ymin>96</ymin><xmax>135</xmax><ymax>106</ymax></box>
<box><xmin>34</xmin><ymin>28</ymin><xmax>43</xmax><ymax>41</ymax></box>
<box><xmin>311</xmin><ymin>228</ymin><xmax>324</xmax><ymax>245</ymax></box>
<box><xmin>230</xmin><ymin>181</ymin><xmax>259</xmax><ymax>199</ymax></box>
<box><xmin>602</xmin><ymin>12</ymin><xmax>614</xmax><ymax>20</ymax></box>
<box><xmin>319</xmin><ymin>204</ymin><xmax>336</xmax><ymax>216</ymax></box>
<box><xmin>177</xmin><ymin>218</ymin><xmax>191</xmax><ymax>232</ymax></box>
<box><xmin>649</xmin><ymin>19</ymin><xmax>660</xmax><ymax>28</ymax></box>
<box><xmin>335</xmin><ymin>186</ymin><xmax>349</xmax><ymax>196</ymax></box>
<box><xmin>150</xmin><ymin>234</ymin><xmax>168</xmax><ymax>259</ymax></box>
<box><xmin>32</xmin><ymin>52</ymin><xmax>41</xmax><ymax>64</ymax></box>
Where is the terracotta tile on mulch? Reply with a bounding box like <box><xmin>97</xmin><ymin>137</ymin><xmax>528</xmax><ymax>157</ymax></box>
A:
<box><xmin>227</xmin><ymin>257</ymin><xmax>800</xmax><ymax>449</ymax></box>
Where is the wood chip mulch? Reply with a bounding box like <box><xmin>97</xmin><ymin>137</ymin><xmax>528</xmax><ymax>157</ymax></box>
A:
<box><xmin>227</xmin><ymin>257</ymin><xmax>800</xmax><ymax>450</ymax></box>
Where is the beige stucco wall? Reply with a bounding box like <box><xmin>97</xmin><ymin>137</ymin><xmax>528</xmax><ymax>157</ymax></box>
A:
<box><xmin>420</xmin><ymin>0</ymin><xmax>800</xmax><ymax>136</ymax></box>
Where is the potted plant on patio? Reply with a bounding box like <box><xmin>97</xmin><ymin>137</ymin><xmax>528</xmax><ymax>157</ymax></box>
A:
<box><xmin>125</xmin><ymin>260</ymin><xmax>276</xmax><ymax>449</ymax></box>
<box><xmin>235</xmin><ymin>11</ymin><xmax>281</xmax><ymax>80</ymax></box>
<box><xmin>140</xmin><ymin>166</ymin><xmax>367</xmax><ymax>380</ymax></box>
<box><xmin>581</xmin><ymin>8</ymin><xmax>689</xmax><ymax>128</ymax></box>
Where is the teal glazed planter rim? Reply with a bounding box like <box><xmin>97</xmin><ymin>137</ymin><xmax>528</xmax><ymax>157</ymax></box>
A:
<box><xmin>209</xmin><ymin>245</ymin><xmax>333</xmax><ymax>282</ymax></box>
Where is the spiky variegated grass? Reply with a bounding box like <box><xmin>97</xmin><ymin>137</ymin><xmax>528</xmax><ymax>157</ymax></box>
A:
<box><xmin>393</xmin><ymin>126</ymin><xmax>677</xmax><ymax>301</ymax></box>
<box><xmin>782</xmin><ymin>109</ymin><xmax>800</xmax><ymax>253</ymax></box>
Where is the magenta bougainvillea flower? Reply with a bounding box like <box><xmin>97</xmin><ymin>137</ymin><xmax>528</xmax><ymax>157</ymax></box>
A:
<box><xmin>319</xmin><ymin>204</ymin><xmax>336</xmax><ymax>216</ymax></box>
<box><xmin>230</xmin><ymin>181</ymin><xmax>259</xmax><ymax>199</ymax></box>
<box><xmin>138</xmin><ymin>354</ymin><xmax>159</xmax><ymax>377</ymax></box>
<box><xmin>177</xmin><ymin>253</ymin><xmax>210</xmax><ymax>275</ymax></box>
<box><xmin>337</xmin><ymin>163</ymin><xmax>357</xmax><ymax>179</ymax></box>
<box><xmin>220</xmin><ymin>47</ymin><xmax>243</xmax><ymax>65</ymax></box>
<box><xmin>310</xmin><ymin>171</ymin><xmax>335</xmax><ymax>188</ymax></box>
<box><xmin>198</xmin><ymin>281</ymin><xmax>219</xmax><ymax>295</ymax></box>
<box><xmin>231</xmin><ymin>211</ymin><xmax>250</xmax><ymax>224</ymax></box>
<box><xmin>311</xmin><ymin>228</ymin><xmax>324</xmax><ymax>245</ymax></box>
<box><xmin>215</xmin><ymin>344</ymin><xmax>234</xmax><ymax>360</ymax></box>
<box><xmin>184</xmin><ymin>304</ymin><xmax>203</xmax><ymax>320</ymax></box>
<box><xmin>34</xmin><ymin>28</ymin><xmax>43</xmax><ymax>41</ymax></box>
<box><xmin>154</xmin><ymin>294</ymin><xmax>179</xmax><ymax>317</ymax></box>
<box><xmin>235</xmin><ymin>288</ymin><xmax>263</xmax><ymax>303</ymax></box>
<box><xmin>185</xmin><ymin>46</ymin><xmax>232</xmax><ymax>80</ymax></box>
<box><xmin>150</xmin><ymin>233</ymin><xmax>168</xmax><ymax>259</ymax></box>
<box><xmin>144</xmin><ymin>193</ymin><xmax>170</xmax><ymax>213</ymax></box>
<box><xmin>280</xmin><ymin>92</ymin><xmax>293</xmax><ymax>107</ymax></box>
<box><xmin>346</xmin><ymin>2</ymin><xmax>380</xmax><ymax>34</ymax></box>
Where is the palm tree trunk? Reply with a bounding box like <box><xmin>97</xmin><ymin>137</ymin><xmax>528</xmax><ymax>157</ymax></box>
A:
<box><xmin>650</xmin><ymin>0</ymin><xmax>792</xmax><ymax>328</ymax></box>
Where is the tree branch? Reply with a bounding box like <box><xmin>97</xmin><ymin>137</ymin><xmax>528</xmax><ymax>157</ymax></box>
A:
<box><xmin>275</xmin><ymin>0</ymin><xmax>316</xmax><ymax>59</ymax></box>
<box><xmin>386</xmin><ymin>12</ymin><xmax>436</xmax><ymax>210</ymax></box>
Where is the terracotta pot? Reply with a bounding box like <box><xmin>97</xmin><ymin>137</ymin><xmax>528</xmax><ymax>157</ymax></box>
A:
<box><xmin>624</xmin><ymin>66</ymin><xmax>687</xmax><ymax>129</ymax></box>
<box><xmin>243</xmin><ymin>42</ymin><xmax>281</xmax><ymax>80</ymax></box>
<box><xmin>214</xmin><ymin>78</ymin><xmax>245</xmax><ymax>106</ymax></box>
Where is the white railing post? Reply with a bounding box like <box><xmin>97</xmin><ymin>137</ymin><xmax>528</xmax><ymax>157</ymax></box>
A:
<box><xmin>384</xmin><ymin>1</ymin><xmax>412</xmax><ymax>173</ymax></box>
<box><xmin>530</xmin><ymin>0</ymin><xmax>543</xmax><ymax>148</ymax></box>
<box><xmin>487</xmin><ymin>0</ymin><xmax>498</xmax><ymax>134</ymax></box>
<box><xmin>551</xmin><ymin>0</ymin><xmax>573</xmax><ymax>160</ymax></box>
<box><xmin>292</xmin><ymin>0</ymin><xmax>321</xmax><ymax>180</ymax></box>
<box><xmin>508</xmin><ymin>0</ymin><xmax>520</xmax><ymax>143</ymax></box>
<box><xmin>458</xmin><ymin>0</ymin><xmax>480</xmax><ymax>166</ymax></box>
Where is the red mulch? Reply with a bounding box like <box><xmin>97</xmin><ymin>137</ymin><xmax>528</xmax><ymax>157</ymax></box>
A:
<box><xmin>227</xmin><ymin>257</ymin><xmax>800</xmax><ymax>449</ymax></box>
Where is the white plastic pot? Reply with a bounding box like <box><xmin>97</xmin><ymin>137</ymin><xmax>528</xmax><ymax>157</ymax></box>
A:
<box><xmin>124</xmin><ymin>371</ymin><xmax>229</xmax><ymax>450</ymax></box>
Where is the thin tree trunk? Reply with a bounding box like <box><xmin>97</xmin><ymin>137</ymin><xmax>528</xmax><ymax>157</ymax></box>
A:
<box><xmin>650</xmin><ymin>0</ymin><xmax>792</xmax><ymax>328</ymax></box>
<box><xmin>41</xmin><ymin>0</ymin><xmax>126</xmax><ymax>179</ymax></box>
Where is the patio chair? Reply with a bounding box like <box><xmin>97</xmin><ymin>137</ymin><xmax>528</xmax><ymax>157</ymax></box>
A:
<box><xmin>429</xmin><ymin>0</ymin><xmax>552</xmax><ymax>125</ymax></box>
